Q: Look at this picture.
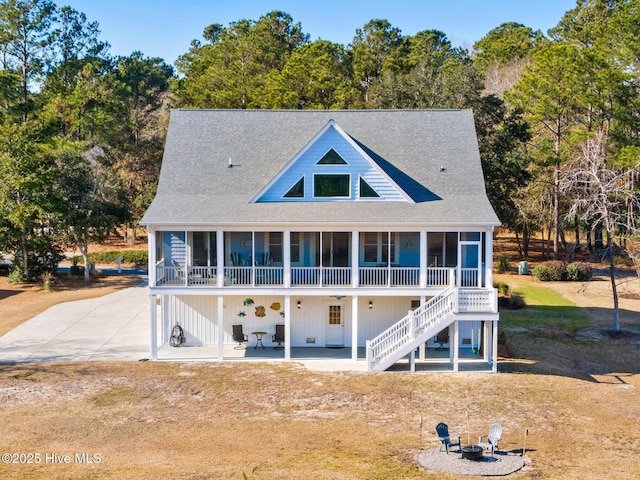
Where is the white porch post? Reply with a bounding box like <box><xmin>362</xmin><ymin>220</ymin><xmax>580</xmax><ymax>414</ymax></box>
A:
<box><xmin>491</xmin><ymin>320</ymin><xmax>498</xmax><ymax>373</ymax></box>
<box><xmin>283</xmin><ymin>231</ymin><xmax>291</xmax><ymax>288</ymax></box>
<box><xmin>419</xmin><ymin>231</ymin><xmax>427</xmax><ymax>288</ymax></box>
<box><xmin>452</xmin><ymin>322</ymin><xmax>459</xmax><ymax>372</ymax></box>
<box><xmin>483</xmin><ymin>320</ymin><xmax>489</xmax><ymax>363</ymax></box>
<box><xmin>351</xmin><ymin>296</ymin><xmax>358</xmax><ymax>360</ymax></box>
<box><xmin>148</xmin><ymin>228</ymin><xmax>156</xmax><ymax>286</ymax></box>
<box><xmin>217</xmin><ymin>295</ymin><xmax>224</xmax><ymax>361</ymax></box>
<box><xmin>351</xmin><ymin>230</ymin><xmax>359</xmax><ymax>288</ymax></box>
<box><xmin>150</xmin><ymin>294</ymin><xmax>157</xmax><ymax>360</ymax></box>
<box><xmin>485</xmin><ymin>228</ymin><xmax>494</xmax><ymax>288</ymax></box>
<box><xmin>216</xmin><ymin>231</ymin><xmax>224</xmax><ymax>288</ymax></box>
<box><xmin>284</xmin><ymin>295</ymin><xmax>291</xmax><ymax>360</ymax></box>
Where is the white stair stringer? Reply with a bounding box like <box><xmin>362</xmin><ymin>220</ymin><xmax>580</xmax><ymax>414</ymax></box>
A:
<box><xmin>366</xmin><ymin>286</ymin><xmax>456</xmax><ymax>371</ymax></box>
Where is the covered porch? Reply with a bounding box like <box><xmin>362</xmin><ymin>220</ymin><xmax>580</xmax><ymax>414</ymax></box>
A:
<box><xmin>151</xmin><ymin>229</ymin><xmax>492</xmax><ymax>290</ymax></box>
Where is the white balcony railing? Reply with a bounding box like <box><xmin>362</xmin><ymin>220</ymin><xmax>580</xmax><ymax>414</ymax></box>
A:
<box><xmin>154</xmin><ymin>264</ymin><xmax>474</xmax><ymax>289</ymax></box>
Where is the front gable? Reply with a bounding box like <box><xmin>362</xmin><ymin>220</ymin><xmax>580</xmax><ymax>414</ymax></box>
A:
<box><xmin>252</xmin><ymin>120</ymin><xmax>412</xmax><ymax>203</ymax></box>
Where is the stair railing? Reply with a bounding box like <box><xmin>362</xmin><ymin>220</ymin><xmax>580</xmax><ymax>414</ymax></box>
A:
<box><xmin>366</xmin><ymin>285</ymin><xmax>456</xmax><ymax>370</ymax></box>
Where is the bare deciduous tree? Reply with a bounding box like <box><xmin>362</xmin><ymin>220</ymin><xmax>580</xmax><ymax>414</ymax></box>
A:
<box><xmin>561</xmin><ymin>128</ymin><xmax>640</xmax><ymax>332</ymax></box>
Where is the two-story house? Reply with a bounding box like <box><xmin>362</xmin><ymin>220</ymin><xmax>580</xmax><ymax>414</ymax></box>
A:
<box><xmin>141</xmin><ymin>109</ymin><xmax>500</xmax><ymax>371</ymax></box>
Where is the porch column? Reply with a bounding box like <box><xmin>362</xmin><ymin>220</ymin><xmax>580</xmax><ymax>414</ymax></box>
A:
<box><xmin>351</xmin><ymin>296</ymin><xmax>358</xmax><ymax>360</ymax></box>
<box><xmin>491</xmin><ymin>320</ymin><xmax>498</xmax><ymax>373</ymax></box>
<box><xmin>483</xmin><ymin>320</ymin><xmax>489</xmax><ymax>363</ymax></box>
<box><xmin>216</xmin><ymin>231</ymin><xmax>224</xmax><ymax>288</ymax></box>
<box><xmin>148</xmin><ymin>228</ymin><xmax>156</xmax><ymax>286</ymax></box>
<box><xmin>452</xmin><ymin>322</ymin><xmax>459</xmax><ymax>372</ymax></box>
<box><xmin>284</xmin><ymin>295</ymin><xmax>291</xmax><ymax>360</ymax></box>
<box><xmin>217</xmin><ymin>295</ymin><xmax>224</xmax><ymax>361</ymax></box>
<box><xmin>351</xmin><ymin>230</ymin><xmax>359</xmax><ymax>288</ymax></box>
<box><xmin>419</xmin><ymin>231</ymin><xmax>427</xmax><ymax>288</ymax></box>
<box><xmin>485</xmin><ymin>228</ymin><xmax>494</xmax><ymax>288</ymax></box>
<box><xmin>150</xmin><ymin>293</ymin><xmax>158</xmax><ymax>360</ymax></box>
<box><xmin>283</xmin><ymin>231</ymin><xmax>291</xmax><ymax>288</ymax></box>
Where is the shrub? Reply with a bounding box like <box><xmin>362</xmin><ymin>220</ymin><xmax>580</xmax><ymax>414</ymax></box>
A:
<box><xmin>496</xmin><ymin>255</ymin><xmax>510</xmax><ymax>273</ymax></box>
<box><xmin>531</xmin><ymin>261</ymin><xmax>566</xmax><ymax>281</ymax></box>
<box><xmin>7</xmin><ymin>267</ymin><xmax>24</xmax><ymax>284</ymax></box>
<box><xmin>72</xmin><ymin>250</ymin><xmax>148</xmax><ymax>266</ymax></box>
<box><xmin>565</xmin><ymin>262</ymin><xmax>593</xmax><ymax>281</ymax></box>
<box><xmin>494</xmin><ymin>281</ymin><xmax>510</xmax><ymax>295</ymax></box>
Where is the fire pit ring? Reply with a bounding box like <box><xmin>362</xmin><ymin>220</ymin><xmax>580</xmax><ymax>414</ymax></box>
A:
<box><xmin>461</xmin><ymin>445</ymin><xmax>484</xmax><ymax>461</ymax></box>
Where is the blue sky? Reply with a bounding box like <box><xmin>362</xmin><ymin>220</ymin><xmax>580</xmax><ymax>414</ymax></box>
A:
<box><xmin>62</xmin><ymin>0</ymin><xmax>577</xmax><ymax>66</ymax></box>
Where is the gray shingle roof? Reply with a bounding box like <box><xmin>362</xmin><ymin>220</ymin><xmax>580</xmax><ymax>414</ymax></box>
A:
<box><xmin>141</xmin><ymin>109</ymin><xmax>500</xmax><ymax>227</ymax></box>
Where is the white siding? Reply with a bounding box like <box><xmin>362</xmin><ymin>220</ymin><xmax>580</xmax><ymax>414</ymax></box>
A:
<box><xmin>167</xmin><ymin>295</ymin><xmax>217</xmax><ymax>345</ymax></box>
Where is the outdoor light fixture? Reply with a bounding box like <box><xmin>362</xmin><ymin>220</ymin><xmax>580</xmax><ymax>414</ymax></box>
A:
<box><xmin>297</xmin><ymin>300</ymin><xmax>301</xmax><ymax>309</ymax></box>
<box><xmin>369</xmin><ymin>300</ymin><xmax>373</xmax><ymax>309</ymax></box>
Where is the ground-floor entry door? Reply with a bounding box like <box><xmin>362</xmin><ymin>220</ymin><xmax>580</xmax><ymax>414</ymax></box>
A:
<box><xmin>325</xmin><ymin>304</ymin><xmax>345</xmax><ymax>347</ymax></box>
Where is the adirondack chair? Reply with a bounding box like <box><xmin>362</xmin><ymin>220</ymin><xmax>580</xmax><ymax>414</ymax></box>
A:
<box><xmin>232</xmin><ymin>324</ymin><xmax>248</xmax><ymax>349</ymax></box>
<box><xmin>478</xmin><ymin>423</ymin><xmax>503</xmax><ymax>456</ymax></box>
<box><xmin>272</xmin><ymin>324</ymin><xmax>285</xmax><ymax>350</ymax></box>
<box><xmin>435</xmin><ymin>422</ymin><xmax>461</xmax><ymax>454</ymax></box>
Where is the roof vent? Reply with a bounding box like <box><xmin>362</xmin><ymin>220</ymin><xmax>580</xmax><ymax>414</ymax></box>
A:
<box><xmin>440</xmin><ymin>165</ymin><xmax>446</xmax><ymax>172</ymax></box>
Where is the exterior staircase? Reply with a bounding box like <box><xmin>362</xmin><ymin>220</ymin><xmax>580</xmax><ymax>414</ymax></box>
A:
<box><xmin>366</xmin><ymin>286</ymin><xmax>495</xmax><ymax>371</ymax></box>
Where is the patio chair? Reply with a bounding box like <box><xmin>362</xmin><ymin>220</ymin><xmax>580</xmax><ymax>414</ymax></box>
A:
<box><xmin>435</xmin><ymin>422</ymin><xmax>461</xmax><ymax>454</ymax></box>
<box><xmin>272</xmin><ymin>324</ymin><xmax>285</xmax><ymax>350</ymax></box>
<box><xmin>478</xmin><ymin>423</ymin><xmax>503</xmax><ymax>456</ymax></box>
<box><xmin>232</xmin><ymin>324</ymin><xmax>248</xmax><ymax>349</ymax></box>
<box><xmin>230</xmin><ymin>252</ymin><xmax>241</xmax><ymax>266</ymax></box>
<box><xmin>435</xmin><ymin>328</ymin><xmax>449</xmax><ymax>350</ymax></box>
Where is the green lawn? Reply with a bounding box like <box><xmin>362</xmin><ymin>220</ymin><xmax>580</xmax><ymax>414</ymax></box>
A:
<box><xmin>499</xmin><ymin>279</ymin><xmax>590</xmax><ymax>335</ymax></box>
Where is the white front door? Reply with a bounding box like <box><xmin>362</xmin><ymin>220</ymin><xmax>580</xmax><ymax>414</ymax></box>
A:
<box><xmin>325</xmin><ymin>304</ymin><xmax>345</xmax><ymax>346</ymax></box>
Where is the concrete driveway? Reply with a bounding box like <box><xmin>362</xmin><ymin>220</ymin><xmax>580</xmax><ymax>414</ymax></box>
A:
<box><xmin>0</xmin><ymin>280</ymin><xmax>151</xmax><ymax>363</ymax></box>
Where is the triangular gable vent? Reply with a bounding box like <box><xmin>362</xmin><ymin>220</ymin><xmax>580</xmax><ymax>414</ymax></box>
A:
<box><xmin>317</xmin><ymin>148</ymin><xmax>347</xmax><ymax>165</ymax></box>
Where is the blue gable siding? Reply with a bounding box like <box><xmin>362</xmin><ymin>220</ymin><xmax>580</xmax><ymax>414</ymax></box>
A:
<box><xmin>256</xmin><ymin>125</ymin><xmax>406</xmax><ymax>202</ymax></box>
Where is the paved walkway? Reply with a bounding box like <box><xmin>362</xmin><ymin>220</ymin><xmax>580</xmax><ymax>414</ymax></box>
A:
<box><xmin>0</xmin><ymin>280</ymin><xmax>151</xmax><ymax>363</ymax></box>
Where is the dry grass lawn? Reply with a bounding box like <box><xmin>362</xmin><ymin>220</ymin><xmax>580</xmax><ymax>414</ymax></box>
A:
<box><xmin>0</xmin><ymin>246</ymin><xmax>639</xmax><ymax>479</ymax></box>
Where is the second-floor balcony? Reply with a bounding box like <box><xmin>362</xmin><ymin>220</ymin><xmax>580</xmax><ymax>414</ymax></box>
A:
<box><xmin>152</xmin><ymin>229</ymin><xmax>489</xmax><ymax>290</ymax></box>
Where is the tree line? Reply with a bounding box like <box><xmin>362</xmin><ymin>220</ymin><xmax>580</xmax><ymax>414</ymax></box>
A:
<box><xmin>1</xmin><ymin>1</ymin><xmax>639</xmax><ymax>307</ymax></box>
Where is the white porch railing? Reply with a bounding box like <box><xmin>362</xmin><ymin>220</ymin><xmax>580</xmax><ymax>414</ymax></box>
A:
<box><xmin>359</xmin><ymin>267</ymin><xmax>421</xmax><ymax>286</ymax></box>
<box><xmin>458</xmin><ymin>288</ymin><xmax>497</xmax><ymax>312</ymax></box>
<box><xmin>426</xmin><ymin>267</ymin><xmax>450</xmax><ymax>286</ymax></box>
<box><xmin>460</xmin><ymin>268</ymin><xmax>479</xmax><ymax>287</ymax></box>
<box><xmin>255</xmin><ymin>266</ymin><xmax>284</xmax><ymax>286</ymax></box>
<box><xmin>187</xmin><ymin>266</ymin><xmax>217</xmax><ymax>285</ymax></box>
<box><xmin>154</xmin><ymin>264</ymin><xmax>473</xmax><ymax>289</ymax></box>
<box><xmin>289</xmin><ymin>267</ymin><xmax>352</xmax><ymax>286</ymax></box>
<box><xmin>291</xmin><ymin>267</ymin><xmax>320</xmax><ymax>286</ymax></box>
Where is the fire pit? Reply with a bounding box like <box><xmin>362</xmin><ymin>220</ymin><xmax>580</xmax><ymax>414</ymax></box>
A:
<box><xmin>461</xmin><ymin>445</ymin><xmax>484</xmax><ymax>461</ymax></box>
